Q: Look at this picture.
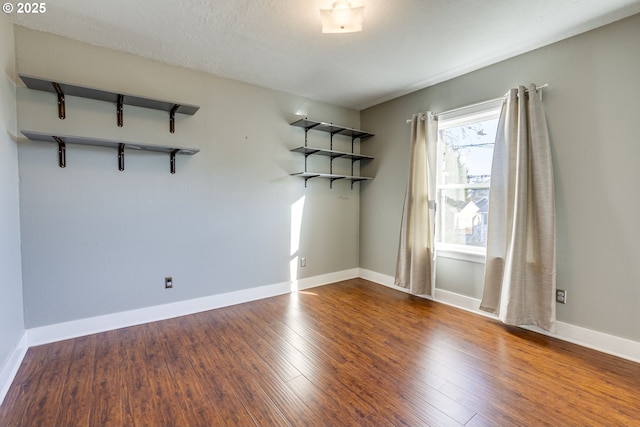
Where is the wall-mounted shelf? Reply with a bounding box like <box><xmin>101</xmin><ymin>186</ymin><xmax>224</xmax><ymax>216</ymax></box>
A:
<box><xmin>289</xmin><ymin>118</ymin><xmax>374</xmax><ymax>188</ymax></box>
<box><xmin>291</xmin><ymin>172</ymin><xmax>373</xmax><ymax>184</ymax></box>
<box><xmin>290</xmin><ymin>146</ymin><xmax>374</xmax><ymax>162</ymax></box>
<box><xmin>19</xmin><ymin>74</ymin><xmax>200</xmax><ymax>133</ymax></box>
<box><xmin>290</xmin><ymin>118</ymin><xmax>374</xmax><ymax>140</ymax></box>
<box><xmin>21</xmin><ymin>130</ymin><xmax>199</xmax><ymax>174</ymax></box>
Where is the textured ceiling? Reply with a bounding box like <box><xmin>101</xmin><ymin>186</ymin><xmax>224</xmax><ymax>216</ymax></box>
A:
<box><xmin>10</xmin><ymin>0</ymin><xmax>640</xmax><ymax>110</ymax></box>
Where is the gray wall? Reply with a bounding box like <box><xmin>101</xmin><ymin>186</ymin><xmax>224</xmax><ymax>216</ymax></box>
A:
<box><xmin>360</xmin><ymin>13</ymin><xmax>640</xmax><ymax>342</ymax></box>
<box><xmin>0</xmin><ymin>16</ymin><xmax>25</xmax><ymax>370</ymax></box>
<box><xmin>16</xmin><ymin>27</ymin><xmax>362</xmax><ymax>328</ymax></box>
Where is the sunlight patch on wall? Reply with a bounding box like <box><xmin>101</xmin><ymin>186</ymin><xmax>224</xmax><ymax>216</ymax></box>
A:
<box><xmin>290</xmin><ymin>195</ymin><xmax>306</xmax><ymax>292</ymax></box>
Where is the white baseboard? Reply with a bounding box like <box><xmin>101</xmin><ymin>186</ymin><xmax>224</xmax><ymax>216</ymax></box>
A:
<box><xmin>16</xmin><ymin>266</ymin><xmax>638</xmax><ymax>392</ymax></box>
<box><xmin>523</xmin><ymin>322</ymin><xmax>640</xmax><ymax>364</ymax></box>
<box><xmin>358</xmin><ymin>268</ymin><xmax>397</xmax><ymax>288</ymax></box>
<box><xmin>0</xmin><ymin>332</ymin><xmax>28</xmax><ymax>406</ymax></box>
<box><xmin>358</xmin><ymin>268</ymin><xmax>640</xmax><ymax>364</ymax></box>
<box><xmin>27</xmin><ymin>268</ymin><xmax>359</xmax><ymax>347</ymax></box>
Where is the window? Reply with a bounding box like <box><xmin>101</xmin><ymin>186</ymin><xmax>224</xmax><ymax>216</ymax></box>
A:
<box><xmin>436</xmin><ymin>105</ymin><xmax>501</xmax><ymax>258</ymax></box>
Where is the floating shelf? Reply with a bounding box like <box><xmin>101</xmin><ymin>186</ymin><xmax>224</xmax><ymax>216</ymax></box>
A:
<box><xmin>21</xmin><ymin>130</ymin><xmax>199</xmax><ymax>174</ymax></box>
<box><xmin>289</xmin><ymin>118</ymin><xmax>374</xmax><ymax>188</ymax></box>
<box><xmin>19</xmin><ymin>74</ymin><xmax>200</xmax><ymax>133</ymax></box>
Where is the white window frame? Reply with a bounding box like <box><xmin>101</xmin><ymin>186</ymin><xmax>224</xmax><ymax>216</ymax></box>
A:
<box><xmin>435</xmin><ymin>101</ymin><xmax>502</xmax><ymax>264</ymax></box>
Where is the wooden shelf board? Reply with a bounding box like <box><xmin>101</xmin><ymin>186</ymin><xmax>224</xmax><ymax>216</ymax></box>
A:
<box><xmin>20</xmin><ymin>74</ymin><xmax>200</xmax><ymax>115</ymax></box>
<box><xmin>290</xmin><ymin>118</ymin><xmax>374</xmax><ymax>140</ymax></box>
<box><xmin>21</xmin><ymin>130</ymin><xmax>199</xmax><ymax>155</ymax></box>
<box><xmin>290</xmin><ymin>146</ymin><xmax>373</xmax><ymax>161</ymax></box>
<box><xmin>291</xmin><ymin>172</ymin><xmax>373</xmax><ymax>181</ymax></box>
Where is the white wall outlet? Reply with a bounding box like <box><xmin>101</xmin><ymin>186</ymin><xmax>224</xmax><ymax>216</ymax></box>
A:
<box><xmin>556</xmin><ymin>289</ymin><xmax>567</xmax><ymax>304</ymax></box>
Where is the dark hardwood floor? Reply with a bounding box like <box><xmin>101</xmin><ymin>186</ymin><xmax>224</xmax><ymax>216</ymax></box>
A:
<box><xmin>1</xmin><ymin>278</ymin><xmax>639</xmax><ymax>426</ymax></box>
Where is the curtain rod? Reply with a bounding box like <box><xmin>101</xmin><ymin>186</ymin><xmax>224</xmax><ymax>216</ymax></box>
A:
<box><xmin>406</xmin><ymin>84</ymin><xmax>549</xmax><ymax>122</ymax></box>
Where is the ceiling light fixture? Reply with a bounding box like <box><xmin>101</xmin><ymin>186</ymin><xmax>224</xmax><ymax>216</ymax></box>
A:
<box><xmin>320</xmin><ymin>0</ymin><xmax>364</xmax><ymax>34</ymax></box>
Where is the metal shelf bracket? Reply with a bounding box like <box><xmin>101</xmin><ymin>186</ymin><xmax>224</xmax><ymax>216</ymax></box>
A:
<box><xmin>117</xmin><ymin>94</ymin><xmax>124</xmax><ymax>127</ymax></box>
<box><xmin>170</xmin><ymin>104</ymin><xmax>180</xmax><ymax>133</ymax></box>
<box><xmin>329</xmin><ymin>176</ymin><xmax>345</xmax><ymax>189</ymax></box>
<box><xmin>170</xmin><ymin>149</ymin><xmax>179</xmax><ymax>174</ymax></box>
<box><xmin>53</xmin><ymin>136</ymin><xmax>66</xmax><ymax>168</ymax></box>
<box><xmin>118</xmin><ymin>143</ymin><xmax>125</xmax><ymax>171</ymax></box>
<box><xmin>52</xmin><ymin>83</ymin><xmax>65</xmax><ymax>119</ymax></box>
<box><xmin>303</xmin><ymin>174</ymin><xmax>320</xmax><ymax>188</ymax></box>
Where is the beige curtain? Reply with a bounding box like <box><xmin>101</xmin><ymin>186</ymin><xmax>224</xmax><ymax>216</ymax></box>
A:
<box><xmin>395</xmin><ymin>113</ymin><xmax>437</xmax><ymax>296</ymax></box>
<box><xmin>480</xmin><ymin>85</ymin><xmax>556</xmax><ymax>332</ymax></box>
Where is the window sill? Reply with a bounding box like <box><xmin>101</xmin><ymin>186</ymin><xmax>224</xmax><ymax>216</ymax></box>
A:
<box><xmin>436</xmin><ymin>245</ymin><xmax>486</xmax><ymax>264</ymax></box>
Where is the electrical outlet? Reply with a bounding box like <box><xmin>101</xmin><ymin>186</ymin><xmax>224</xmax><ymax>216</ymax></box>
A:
<box><xmin>300</xmin><ymin>257</ymin><xmax>306</xmax><ymax>267</ymax></box>
<box><xmin>165</xmin><ymin>276</ymin><xmax>173</xmax><ymax>289</ymax></box>
<box><xmin>556</xmin><ymin>289</ymin><xmax>567</xmax><ymax>304</ymax></box>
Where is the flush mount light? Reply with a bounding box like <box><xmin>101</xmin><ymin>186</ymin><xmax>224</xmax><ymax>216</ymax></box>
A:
<box><xmin>320</xmin><ymin>0</ymin><xmax>364</xmax><ymax>33</ymax></box>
